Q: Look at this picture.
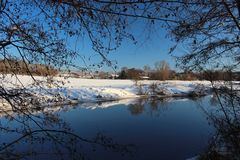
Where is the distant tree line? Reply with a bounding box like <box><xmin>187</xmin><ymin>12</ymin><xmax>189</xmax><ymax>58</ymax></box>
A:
<box><xmin>0</xmin><ymin>59</ymin><xmax>58</xmax><ymax>76</ymax></box>
<box><xmin>118</xmin><ymin>61</ymin><xmax>240</xmax><ymax>81</ymax></box>
<box><xmin>1</xmin><ymin>58</ymin><xmax>239</xmax><ymax>81</ymax></box>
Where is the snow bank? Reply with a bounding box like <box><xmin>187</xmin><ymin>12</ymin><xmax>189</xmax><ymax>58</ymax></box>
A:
<box><xmin>1</xmin><ymin>74</ymin><xmax>213</xmax><ymax>107</ymax></box>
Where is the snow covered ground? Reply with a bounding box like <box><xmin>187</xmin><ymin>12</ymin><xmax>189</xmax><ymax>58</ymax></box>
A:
<box><xmin>1</xmin><ymin>74</ymin><xmax>214</xmax><ymax>105</ymax></box>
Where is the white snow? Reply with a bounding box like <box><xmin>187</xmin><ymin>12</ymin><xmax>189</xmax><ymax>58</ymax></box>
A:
<box><xmin>1</xmin><ymin>73</ymin><xmax>239</xmax><ymax>114</ymax></box>
<box><xmin>0</xmin><ymin>74</ymin><xmax>214</xmax><ymax>107</ymax></box>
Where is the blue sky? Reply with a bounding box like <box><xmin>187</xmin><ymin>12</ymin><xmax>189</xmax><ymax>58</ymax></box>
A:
<box><xmin>72</xmin><ymin>25</ymin><xmax>185</xmax><ymax>72</ymax></box>
<box><xmin>6</xmin><ymin>25</ymin><xmax>185</xmax><ymax>72</ymax></box>
<box><xmin>4</xmin><ymin>5</ymin><xmax>186</xmax><ymax>72</ymax></box>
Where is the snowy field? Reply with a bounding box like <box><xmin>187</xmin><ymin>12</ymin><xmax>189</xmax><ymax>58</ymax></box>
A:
<box><xmin>1</xmin><ymin>74</ymin><xmax>214</xmax><ymax>104</ymax></box>
<box><xmin>2</xmin><ymin>73</ymin><xmax>237</xmax><ymax>109</ymax></box>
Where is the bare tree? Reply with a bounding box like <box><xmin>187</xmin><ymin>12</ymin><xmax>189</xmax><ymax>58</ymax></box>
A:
<box><xmin>165</xmin><ymin>2</ymin><xmax>240</xmax><ymax>157</ymax></box>
<box><xmin>166</xmin><ymin>1</ymin><xmax>240</xmax><ymax>72</ymax></box>
<box><xmin>197</xmin><ymin>92</ymin><xmax>240</xmax><ymax>159</ymax></box>
<box><xmin>0</xmin><ymin>1</ymin><xmax>238</xmax><ymax>83</ymax></box>
<box><xmin>0</xmin><ymin>1</ymin><xmax>180</xmax><ymax>158</ymax></box>
<box><xmin>143</xmin><ymin>65</ymin><xmax>151</xmax><ymax>76</ymax></box>
<box><xmin>154</xmin><ymin>60</ymin><xmax>170</xmax><ymax>80</ymax></box>
<box><xmin>0</xmin><ymin>0</ymin><xmax>239</xmax><ymax>158</ymax></box>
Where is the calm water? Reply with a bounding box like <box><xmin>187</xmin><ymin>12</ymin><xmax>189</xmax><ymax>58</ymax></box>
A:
<box><xmin>0</xmin><ymin>96</ymin><xmax>216</xmax><ymax>160</ymax></box>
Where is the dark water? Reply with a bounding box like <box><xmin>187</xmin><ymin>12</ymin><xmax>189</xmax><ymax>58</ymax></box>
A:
<box><xmin>0</xmin><ymin>96</ymin><xmax>216</xmax><ymax>160</ymax></box>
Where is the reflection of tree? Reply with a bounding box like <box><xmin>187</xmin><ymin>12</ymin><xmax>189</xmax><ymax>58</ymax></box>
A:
<box><xmin>148</xmin><ymin>98</ymin><xmax>169</xmax><ymax>117</ymax></box>
<box><xmin>128</xmin><ymin>99</ymin><xmax>146</xmax><ymax>115</ymax></box>
<box><xmin>127</xmin><ymin>98</ymin><xmax>170</xmax><ymax>116</ymax></box>
<box><xmin>0</xmin><ymin>104</ymin><xmax>135</xmax><ymax>159</ymax></box>
<box><xmin>199</xmin><ymin>89</ymin><xmax>240</xmax><ymax>159</ymax></box>
<box><xmin>209</xmin><ymin>94</ymin><xmax>219</xmax><ymax>107</ymax></box>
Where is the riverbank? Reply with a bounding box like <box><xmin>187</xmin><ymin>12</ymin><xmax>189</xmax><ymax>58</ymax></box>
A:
<box><xmin>0</xmin><ymin>74</ymin><xmax>215</xmax><ymax>106</ymax></box>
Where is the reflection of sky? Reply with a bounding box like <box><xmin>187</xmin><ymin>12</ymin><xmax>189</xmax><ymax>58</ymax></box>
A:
<box><xmin>58</xmin><ymin>97</ymin><xmax>215</xmax><ymax>160</ymax></box>
<box><xmin>0</xmin><ymin>97</ymin><xmax>215</xmax><ymax>159</ymax></box>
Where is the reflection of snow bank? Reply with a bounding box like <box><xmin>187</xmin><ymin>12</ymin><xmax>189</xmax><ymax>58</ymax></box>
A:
<box><xmin>79</xmin><ymin>98</ymin><xmax>139</xmax><ymax>110</ymax></box>
<box><xmin>0</xmin><ymin>96</ymin><xmax>198</xmax><ymax>117</ymax></box>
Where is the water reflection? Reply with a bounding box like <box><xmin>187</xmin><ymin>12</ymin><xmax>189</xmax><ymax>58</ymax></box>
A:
<box><xmin>128</xmin><ymin>98</ymin><xmax>146</xmax><ymax>115</ymax></box>
<box><xmin>198</xmin><ymin>94</ymin><xmax>240</xmax><ymax>159</ymax></box>
<box><xmin>127</xmin><ymin>98</ymin><xmax>171</xmax><ymax>116</ymax></box>
<box><xmin>0</xmin><ymin>103</ymin><xmax>135</xmax><ymax>159</ymax></box>
<box><xmin>0</xmin><ymin>95</ymin><xmax>238</xmax><ymax>159</ymax></box>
